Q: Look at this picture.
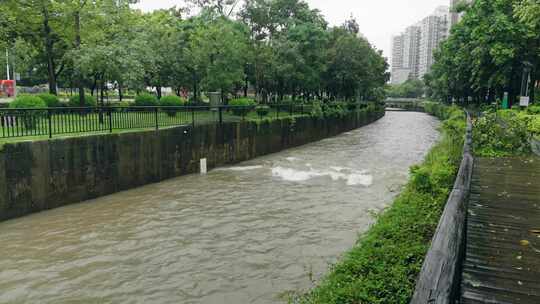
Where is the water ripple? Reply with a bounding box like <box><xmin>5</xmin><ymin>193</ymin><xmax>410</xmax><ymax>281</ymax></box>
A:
<box><xmin>0</xmin><ymin>112</ymin><xmax>440</xmax><ymax>304</ymax></box>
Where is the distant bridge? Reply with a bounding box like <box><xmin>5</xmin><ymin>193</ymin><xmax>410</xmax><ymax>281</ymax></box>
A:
<box><xmin>384</xmin><ymin>98</ymin><xmax>425</xmax><ymax>112</ymax></box>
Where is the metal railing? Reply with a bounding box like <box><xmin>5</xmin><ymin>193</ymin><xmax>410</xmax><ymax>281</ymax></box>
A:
<box><xmin>0</xmin><ymin>104</ymin><xmax>320</xmax><ymax>139</ymax></box>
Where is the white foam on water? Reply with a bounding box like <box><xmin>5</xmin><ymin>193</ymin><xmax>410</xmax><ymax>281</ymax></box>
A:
<box><xmin>271</xmin><ymin>167</ymin><xmax>318</xmax><ymax>182</ymax></box>
<box><xmin>285</xmin><ymin>157</ymin><xmax>299</xmax><ymax>162</ymax></box>
<box><xmin>346</xmin><ymin>173</ymin><xmax>373</xmax><ymax>186</ymax></box>
<box><xmin>217</xmin><ymin>165</ymin><xmax>264</xmax><ymax>172</ymax></box>
<box><xmin>271</xmin><ymin>166</ymin><xmax>373</xmax><ymax>186</ymax></box>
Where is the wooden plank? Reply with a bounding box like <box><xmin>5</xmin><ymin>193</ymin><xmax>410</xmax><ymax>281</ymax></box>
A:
<box><xmin>461</xmin><ymin>157</ymin><xmax>540</xmax><ymax>304</ymax></box>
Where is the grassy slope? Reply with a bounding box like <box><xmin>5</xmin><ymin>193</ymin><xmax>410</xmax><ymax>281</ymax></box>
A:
<box><xmin>298</xmin><ymin>103</ymin><xmax>466</xmax><ymax>304</ymax></box>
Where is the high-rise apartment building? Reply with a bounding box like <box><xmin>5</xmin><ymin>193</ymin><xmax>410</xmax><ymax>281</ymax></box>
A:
<box><xmin>390</xmin><ymin>35</ymin><xmax>409</xmax><ymax>84</ymax></box>
<box><xmin>418</xmin><ymin>8</ymin><xmax>449</xmax><ymax>78</ymax></box>
<box><xmin>391</xmin><ymin>35</ymin><xmax>404</xmax><ymax>70</ymax></box>
<box><xmin>403</xmin><ymin>26</ymin><xmax>421</xmax><ymax>78</ymax></box>
<box><xmin>390</xmin><ymin>6</ymin><xmax>449</xmax><ymax>83</ymax></box>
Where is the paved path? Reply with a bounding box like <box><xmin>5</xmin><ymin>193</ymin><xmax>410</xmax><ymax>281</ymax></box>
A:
<box><xmin>461</xmin><ymin>157</ymin><xmax>540</xmax><ymax>303</ymax></box>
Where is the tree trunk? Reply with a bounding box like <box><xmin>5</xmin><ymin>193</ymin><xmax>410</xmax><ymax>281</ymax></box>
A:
<box><xmin>156</xmin><ymin>86</ymin><xmax>162</xmax><ymax>99</ymax></box>
<box><xmin>118</xmin><ymin>83</ymin><xmax>123</xmax><ymax>101</ymax></box>
<box><xmin>244</xmin><ymin>76</ymin><xmax>248</xmax><ymax>97</ymax></box>
<box><xmin>91</xmin><ymin>76</ymin><xmax>97</xmax><ymax>96</ymax></box>
<box><xmin>192</xmin><ymin>75</ymin><xmax>198</xmax><ymax>103</ymax></box>
<box><xmin>100</xmin><ymin>79</ymin><xmax>105</xmax><ymax>106</ymax></box>
<box><xmin>74</xmin><ymin>9</ymin><xmax>85</xmax><ymax>106</ymax></box>
<box><xmin>41</xmin><ymin>3</ymin><xmax>57</xmax><ymax>95</ymax></box>
<box><xmin>529</xmin><ymin>68</ymin><xmax>536</xmax><ymax>105</ymax></box>
<box><xmin>99</xmin><ymin>79</ymin><xmax>105</xmax><ymax>124</ymax></box>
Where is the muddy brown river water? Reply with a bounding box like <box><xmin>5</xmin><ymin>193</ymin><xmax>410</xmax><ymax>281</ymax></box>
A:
<box><xmin>0</xmin><ymin>112</ymin><xmax>440</xmax><ymax>304</ymax></box>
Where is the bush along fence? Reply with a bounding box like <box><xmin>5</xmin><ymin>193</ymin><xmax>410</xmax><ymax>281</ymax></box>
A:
<box><xmin>299</xmin><ymin>102</ymin><xmax>467</xmax><ymax>304</ymax></box>
<box><xmin>0</xmin><ymin>102</ymin><xmax>364</xmax><ymax>140</ymax></box>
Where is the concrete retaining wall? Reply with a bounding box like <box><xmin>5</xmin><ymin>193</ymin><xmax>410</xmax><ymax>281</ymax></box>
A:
<box><xmin>0</xmin><ymin>109</ymin><xmax>384</xmax><ymax>221</ymax></box>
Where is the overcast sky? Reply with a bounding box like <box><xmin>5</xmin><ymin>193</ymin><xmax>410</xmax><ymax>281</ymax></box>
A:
<box><xmin>133</xmin><ymin>0</ymin><xmax>450</xmax><ymax>59</ymax></box>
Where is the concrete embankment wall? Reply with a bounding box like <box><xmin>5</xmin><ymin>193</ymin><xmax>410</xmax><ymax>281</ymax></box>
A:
<box><xmin>0</xmin><ymin>109</ymin><xmax>384</xmax><ymax>221</ymax></box>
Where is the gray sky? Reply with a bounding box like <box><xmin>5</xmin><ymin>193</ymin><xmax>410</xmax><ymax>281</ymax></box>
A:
<box><xmin>133</xmin><ymin>0</ymin><xmax>450</xmax><ymax>59</ymax></box>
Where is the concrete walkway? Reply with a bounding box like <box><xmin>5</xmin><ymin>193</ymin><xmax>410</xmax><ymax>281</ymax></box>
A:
<box><xmin>461</xmin><ymin>157</ymin><xmax>540</xmax><ymax>303</ymax></box>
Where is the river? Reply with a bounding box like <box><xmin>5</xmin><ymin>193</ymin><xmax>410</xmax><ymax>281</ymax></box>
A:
<box><xmin>0</xmin><ymin>112</ymin><xmax>440</xmax><ymax>304</ymax></box>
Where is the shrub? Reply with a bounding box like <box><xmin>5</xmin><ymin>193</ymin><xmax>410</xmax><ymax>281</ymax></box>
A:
<box><xmin>37</xmin><ymin>93</ymin><xmax>61</xmax><ymax>108</ymax></box>
<box><xmin>346</xmin><ymin>101</ymin><xmax>360</xmax><ymax>111</ymax></box>
<box><xmin>255</xmin><ymin>105</ymin><xmax>270</xmax><ymax>117</ymax></box>
<box><xmin>159</xmin><ymin>95</ymin><xmax>187</xmax><ymax>117</ymax></box>
<box><xmin>9</xmin><ymin>94</ymin><xmax>47</xmax><ymax>129</ymax></box>
<box><xmin>134</xmin><ymin>93</ymin><xmax>158</xmax><ymax>107</ymax></box>
<box><xmin>310</xmin><ymin>101</ymin><xmax>324</xmax><ymax>119</ymax></box>
<box><xmin>10</xmin><ymin>94</ymin><xmax>47</xmax><ymax>109</ymax></box>
<box><xmin>229</xmin><ymin>98</ymin><xmax>256</xmax><ymax>116</ymax></box>
<box><xmin>278</xmin><ymin>99</ymin><xmax>294</xmax><ymax>111</ymax></box>
<box><xmin>114</xmin><ymin>101</ymin><xmax>132</xmax><ymax>112</ymax></box>
<box><xmin>68</xmin><ymin>94</ymin><xmax>97</xmax><ymax>107</ymax></box>
<box><xmin>473</xmin><ymin>110</ymin><xmax>531</xmax><ymax>157</ymax></box>
<box><xmin>160</xmin><ymin>95</ymin><xmax>186</xmax><ymax>107</ymax></box>
<box><xmin>528</xmin><ymin>116</ymin><xmax>540</xmax><ymax>136</ymax></box>
<box><xmin>527</xmin><ymin>104</ymin><xmax>540</xmax><ymax>115</ymax></box>
<box><xmin>323</xmin><ymin>102</ymin><xmax>347</xmax><ymax>118</ymax></box>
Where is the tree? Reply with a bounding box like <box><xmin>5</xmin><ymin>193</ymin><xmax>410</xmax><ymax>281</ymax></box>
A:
<box><xmin>386</xmin><ymin>79</ymin><xmax>425</xmax><ymax>99</ymax></box>
<box><xmin>427</xmin><ymin>0</ymin><xmax>539</xmax><ymax>106</ymax></box>
<box><xmin>190</xmin><ymin>17</ymin><xmax>250</xmax><ymax>101</ymax></box>
<box><xmin>6</xmin><ymin>0</ymin><xmax>71</xmax><ymax>94</ymax></box>
<box><xmin>4</xmin><ymin>0</ymin><xmax>389</xmax><ymax>108</ymax></box>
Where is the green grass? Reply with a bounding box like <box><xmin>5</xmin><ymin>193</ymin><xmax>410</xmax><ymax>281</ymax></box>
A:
<box><xmin>297</xmin><ymin>103</ymin><xmax>466</xmax><ymax>304</ymax></box>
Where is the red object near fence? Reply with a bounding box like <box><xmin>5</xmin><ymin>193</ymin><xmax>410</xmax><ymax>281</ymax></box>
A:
<box><xmin>0</xmin><ymin>80</ymin><xmax>15</xmax><ymax>97</ymax></box>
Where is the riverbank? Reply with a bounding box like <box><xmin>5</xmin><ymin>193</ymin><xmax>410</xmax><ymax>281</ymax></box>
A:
<box><xmin>0</xmin><ymin>106</ymin><xmax>384</xmax><ymax>222</ymax></box>
<box><xmin>299</xmin><ymin>103</ymin><xmax>466</xmax><ymax>303</ymax></box>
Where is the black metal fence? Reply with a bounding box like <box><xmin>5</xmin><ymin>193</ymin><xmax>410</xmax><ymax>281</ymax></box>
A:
<box><xmin>0</xmin><ymin>104</ymin><xmax>316</xmax><ymax>139</ymax></box>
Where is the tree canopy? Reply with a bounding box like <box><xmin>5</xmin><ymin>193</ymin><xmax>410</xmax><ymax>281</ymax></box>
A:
<box><xmin>2</xmin><ymin>0</ymin><xmax>389</xmax><ymax>105</ymax></box>
<box><xmin>425</xmin><ymin>0</ymin><xmax>539</xmax><ymax>105</ymax></box>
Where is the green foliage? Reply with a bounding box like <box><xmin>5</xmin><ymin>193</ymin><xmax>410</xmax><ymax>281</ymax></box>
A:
<box><xmin>5</xmin><ymin>0</ymin><xmax>388</xmax><ymax>111</ymax></box>
<box><xmin>425</xmin><ymin>0</ymin><xmax>540</xmax><ymax>105</ymax></box>
<box><xmin>300</xmin><ymin>104</ymin><xmax>465</xmax><ymax>304</ymax></box>
<box><xmin>134</xmin><ymin>93</ymin><xmax>158</xmax><ymax>107</ymax></box>
<box><xmin>527</xmin><ymin>104</ymin><xmax>540</xmax><ymax>115</ymax></box>
<box><xmin>473</xmin><ymin>110</ymin><xmax>532</xmax><ymax>157</ymax></box>
<box><xmin>229</xmin><ymin>98</ymin><xmax>256</xmax><ymax>116</ymax></box>
<box><xmin>529</xmin><ymin>116</ymin><xmax>540</xmax><ymax>135</ymax></box>
<box><xmin>310</xmin><ymin>101</ymin><xmax>324</xmax><ymax>119</ymax></box>
<box><xmin>9</xmin><ymin>94</ymin><xmax>47</xmax><ymax>129</ymax></box>
<box><xmin>159</xmin><ymin>95</ymin><xmax>187</xmax><ymax>117</ymax></box>
<box><xmin>386</xmin><ymin>79</ymin><xmax>425</xmax><ymax>99</ymax></box>
<box><xmin>68</xmin><ymin>95</ymin><xmax>97</xmax><ymax>107</ymax></box>
<box><xmin>255</xmin><ymin>105</ymin><xmax>270</xmax><ymax>117</ymax></box>
<box><xmin>37</xmin><ymin>93</ymin><xmax>61</xmax><ymax>108</ymax></box>
<box><xmin>10</xmin><ymin>94</ymin><xmax>47</xmax><ymax>109</ymax></box>
<box><xmin>322</xmin><ymin>102</ymin><xmax>348</xmax><ymax>118</ymax></box>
